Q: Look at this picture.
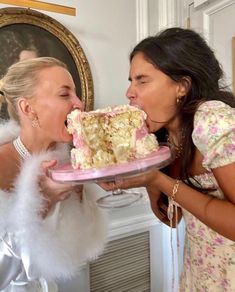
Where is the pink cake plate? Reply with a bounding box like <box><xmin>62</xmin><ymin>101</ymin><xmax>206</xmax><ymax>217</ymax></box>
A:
<box><xmin>49</xmin><ymin>144</ymin><xmax>174</xmax><ymax>184</ymax></box>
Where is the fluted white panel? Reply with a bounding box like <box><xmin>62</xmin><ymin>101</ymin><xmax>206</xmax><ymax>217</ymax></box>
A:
<box><xmin>90</xmin><ymin>231</ymin><xmax>150</xmax><ymax>292</ymax></box>
<box><xmin>136</xmin><ymin>0</ymin><xmax>149</xmax><ymax>42</ymax></box>
<box><xmin>158</xmin><ymin>0</ymin><xmax>176</xmax><ymax>30</ymax></box>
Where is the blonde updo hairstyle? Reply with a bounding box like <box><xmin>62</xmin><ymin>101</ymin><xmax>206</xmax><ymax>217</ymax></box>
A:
<box><xmin>1</xmin><ymin>57</ymin><xmax>66</xmax><ymax>123</ymax></box>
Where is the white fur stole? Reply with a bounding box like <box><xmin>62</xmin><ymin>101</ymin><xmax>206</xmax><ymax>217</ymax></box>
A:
<box><xmin>0</xmin><ymin>120</ymin><xmax>108</xmax><ymax>281</ymax></box>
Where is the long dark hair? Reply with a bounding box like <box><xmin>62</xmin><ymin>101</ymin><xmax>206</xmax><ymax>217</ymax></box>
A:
<box><xmin>130</xmin><ymin>27</ymin><xmax>235</xmax><ymax>188</ymax></box>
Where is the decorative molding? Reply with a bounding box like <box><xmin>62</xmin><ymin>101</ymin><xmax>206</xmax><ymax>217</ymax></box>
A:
<box><xmin>109</xmin><ymin>212</ymin><xmax>160</xmax><ymax>240</ymax></box>
<box><xmin>158</xmin><ymin>0</ymin><xmax>176</xmax><ymax>31</ymax></box>
<box><xmin>176</xmin><ymin>0</ymin><xmax>186</xmax><ymax>28</ymax></box>
<box><xmin>136</xmin><ymin>0</ymin><xmax>149</xmax><ymax>43</ymax></box>
<box><xmin>158</xmin><ymin>0</ymin><xmax>168</xmax><ymax>30</ymax></box>
<box><xmin>203</xmin><ymin>0</ymin><xmax>235</xmax><ymax>43</ymax></box>
<box><xmin>186</xmin><ymin>2</ymin><xmax>194</xmax><ymax>29</ymax></box>
<box><xmin>194</xmin><ymin>0</ymin><xmax>208</xmax><ymax>8</ymax></box>
<box><xmin>0</xmin><ymin>0</ymin><xmax>76</xmax><ymax>16</ymax></box>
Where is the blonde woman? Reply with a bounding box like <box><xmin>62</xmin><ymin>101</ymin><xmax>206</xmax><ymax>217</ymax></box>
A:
<box><xmin>0</xmin><ymin>57</ymin><xmax>108</xmax><ymax>291</ymax></box>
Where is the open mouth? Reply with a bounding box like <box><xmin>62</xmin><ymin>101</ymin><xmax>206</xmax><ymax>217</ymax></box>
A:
<box><xmin>64</xmin><ymin>119</ymin><xmax>68</xmax><ymax>127</ymax></box>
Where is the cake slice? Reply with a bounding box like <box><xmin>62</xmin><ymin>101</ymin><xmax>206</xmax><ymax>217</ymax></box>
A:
<box><xmin>67</xmin><ymin>105</ymin><xmax>158</xmax><ymax>169</ymax></box>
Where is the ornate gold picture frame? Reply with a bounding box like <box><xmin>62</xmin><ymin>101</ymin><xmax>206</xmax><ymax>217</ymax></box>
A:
<box><xmin>0</xmin><ymin>7</ymin><xmax>94</xmax><ymax>116</ymax></box>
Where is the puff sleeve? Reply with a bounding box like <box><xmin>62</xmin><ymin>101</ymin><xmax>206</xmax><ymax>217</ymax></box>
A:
<box><xmin>192</xmin><ymin>100</ymin><xmax>235</xmax><ymax>171</ymax></box>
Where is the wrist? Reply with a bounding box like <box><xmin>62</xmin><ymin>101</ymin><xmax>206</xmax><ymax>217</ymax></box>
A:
<box><xmin>170</xmin><ymin>179</ymin><xmax>180</xmax><ymax>201</ymax></box>
<box><xmin>167</xmin><ymin>179</ymin><xmax>181</xmax><ymax>222</ymax></box>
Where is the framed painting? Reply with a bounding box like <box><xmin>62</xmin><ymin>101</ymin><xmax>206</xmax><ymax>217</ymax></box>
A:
<box><xmin>0</xmin><ymin>7</ymin><xmax>94</xmax><ymax>119</ymax></box>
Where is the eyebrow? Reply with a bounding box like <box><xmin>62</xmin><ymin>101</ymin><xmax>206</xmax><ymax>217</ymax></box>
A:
<box><xmin>128</xmin><ymin>74</ymin><xmax>149</xmax><ymax>82</ymax></box>
<box><xmin>60</xmin><ymin>85</ymin><xmax>76</xmax><ymax>91</ymax></box>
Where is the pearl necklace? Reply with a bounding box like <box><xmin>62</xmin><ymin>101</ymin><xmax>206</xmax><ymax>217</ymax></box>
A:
<box><xmin>13</xmin><ymin>136</ymin><xmax>31</xmax><ymax>159</ymax></box>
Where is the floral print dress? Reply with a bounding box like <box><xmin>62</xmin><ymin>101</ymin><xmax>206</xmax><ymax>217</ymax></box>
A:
<box><xmin>180</xmin><ymin>100</ymin><xmax>235</xmax><ymax>292</ymax></box>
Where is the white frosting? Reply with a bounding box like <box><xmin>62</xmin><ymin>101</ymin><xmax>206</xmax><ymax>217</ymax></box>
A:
<box><xmin>135</xmin><ymin>134</ymin><xmax>158</xmax><ymax>158</ymax></box>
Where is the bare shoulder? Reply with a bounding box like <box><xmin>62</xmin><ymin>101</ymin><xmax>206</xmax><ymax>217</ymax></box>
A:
<box><xmin>0</xmin><ymin>143</ymin><xmax>10</xmax><ymax>171</ymax></box>
<box><xmin>0</xmin><ymin>143</ymin><xmax>19</xmax><ymax>191</ymax></box>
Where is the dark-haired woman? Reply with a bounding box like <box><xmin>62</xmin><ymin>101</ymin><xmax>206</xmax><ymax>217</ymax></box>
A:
<box><xmin>101</xmin><ymin>27</ymin><xmax>235</xmax><ymax>291</ymax></box>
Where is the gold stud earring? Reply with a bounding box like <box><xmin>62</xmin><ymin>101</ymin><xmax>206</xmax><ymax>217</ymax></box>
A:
<box><xmin>176</xmin><ymin>96</ymin><xmax>181</xmax><ymax>104</ymax></box>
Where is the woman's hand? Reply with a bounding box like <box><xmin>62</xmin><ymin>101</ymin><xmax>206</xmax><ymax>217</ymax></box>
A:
<box><xmin>99</xmin><ymin>169</ymin><xmax>182</xmax><ymax>226</ymax></box>
<box><xmin>98</xmin><ymin>168</ymin><xmax>160</xmax><ymax>192</ymax></box>
<box><xmin>39</xmin><ymin>160</ymin><xmax>83</xmax><ymax>218</ymax></box>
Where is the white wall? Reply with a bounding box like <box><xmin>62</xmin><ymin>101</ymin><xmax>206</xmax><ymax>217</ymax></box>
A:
<box><xmin>74</xmin><ymin>0</ymin><xmax>137</xmax><ymax>108</ymax></box>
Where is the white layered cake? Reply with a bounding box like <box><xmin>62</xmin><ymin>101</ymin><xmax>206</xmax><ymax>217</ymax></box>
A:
<box><xmin>67</xmin><ymin>105</ymin><xmax>158</xmax><ymax>169</ymax></box>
